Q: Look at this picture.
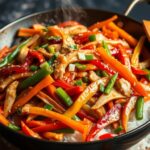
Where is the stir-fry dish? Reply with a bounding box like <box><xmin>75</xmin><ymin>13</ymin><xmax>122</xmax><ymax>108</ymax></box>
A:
<box><xmin>0</xmin><ymin>15</ymin><xmax>150</xmax><ymax>142</ymax></box>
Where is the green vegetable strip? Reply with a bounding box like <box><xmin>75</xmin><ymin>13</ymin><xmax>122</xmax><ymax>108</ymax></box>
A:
<box><xmin>75</xmin><ymin>63</ymin><xmax>86</xmax><ymax>70</ymax></box>
<box><xmin>8</xmin><ymin>123</ymin><xmax>20</xmax><ymax>131</ymax></box>
<box><xmin>114</xmin><ymin>126</ymin><xmax>123</xmax><ymax>134</ymax></box>
<box><xmin>102</xmin><ymin>41</ymin><xmax>111</xmax><ymax>56</ymax></box>
<box><xmin>48</xmin><ymin>54</ymin><xmax>58</xmax><ymax>66</ymax></box>
<box><xmin>72</xmin><ymin>115</ymin><xmax>81</xmax><ymax>121</ymax></box>
<box><xmin>104</xmin><ymin>73</ymin><xmax>118</xmax><ymax>94</ymax></box>
<box><xmin>44</xmin><ymin>104</ymin><xmax>53</xmax><ymax>110</ymax></box>
<box><xmin>75</xmin><ymin>79</ymin><xmax>83</xmax><ymax>86</ymax></box>
<box><xmin>99</xmin><ymin>84</ymin><xmax>105</xmax><ymax>93</ymax></box>
<box><xmin>0</xmin><ymin>38</ymin><xmax>30</xmax><ymax>68</ymax></box>
<box><xmin>30</xmin><ymin>65</ymin><xmax>38</xmax><ymax>71</ymax></box>
<box><xmin>85</xmin><ymin>54</ymin><xmax>93</xmax><ymax>60</ymax></box>
<box><xmin>101</xmin><ymin>70</ymin><xmax>109</xmax><ymax>77</ymax></box>
<box><xmin>19</xmin><ymin>68</ymin><xmax>50</xmax><ymax>90</ymax></box>
<box><xmin>89</xmin><ymin>34</ymin><xmax>96</xmax><ymax>42</ymax></box>
<box><xmin>54</xmin><ymin>128</ymin><xmax>75</xmax><ymax>133</ymax></box>
<box><xmin>56</xmin><ymin>87</ymin><xmax>73</xmax><ymax>107</ymax></box>
<box><xmin>136</xmin><ymin>96</ymin><xmax>144</xmax><ymax>120</ymax></box>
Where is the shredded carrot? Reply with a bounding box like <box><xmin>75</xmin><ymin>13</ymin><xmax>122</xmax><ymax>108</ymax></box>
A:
<box><xmin>88</xmin><ymin>15</ymin><xmax>118</xmax><ymax>30</ymax></box>
<box><xmin>0</xmin><ymin>46</ymin><xmax>11</xmax><ymax>59</ymax></box>
<box><xmin>115</xmin><ymin>98</ymin><xmax>127</xmax><ymax>104</ymax></box>
<box><xmin>13</xmin><ymin>75</ymin><xmax>54</xmax><ymax>111</ymax></box>
<box><xmin>107</xmin><ymin>22</ymin><xmax>138</xmax><ymax>47</ymax></box>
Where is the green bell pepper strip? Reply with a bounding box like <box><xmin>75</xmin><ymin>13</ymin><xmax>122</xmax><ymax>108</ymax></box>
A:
<box><xmin>99</xmin><ymin>84</ymin><xmax>105</xmax><ymax>93</ymax></box>
<box><xmin>102</xmin><ymin>41</ymin><xmax>111</xmax><ymax>56</ymax></box>
<box><xmin>0</xmin><ymin>38</ymin><xmax>31</xmax><ymax>68</ymax></box>
<box><xmin>136</xmin><ymin>96</ymin><xmax>144</xmax><ymax>120</ymax></box>
<box><xmin>114</xmin><ymin>125</ymin><xmax>123</xmax><ymax>134</ymax></box>
<box><xmin>75</xmin><ymin>63</ymin><xmax>86</xmax><ymax>70</ymax></box>
<box><xmin>18</xmin><ymin>68</ymin><xmax>50</xmax><ymax>90</ymax></box>
<box><xmin>104</xmin><ymin>73</ymin><xmax>118</xmax><ymax>94</ymax></box>
<box><xmin>56</xmin><ymin>87</ymin><xmax>73</xmax><ymax>107</ymax></box>
<box><xmin>44</xmin><ymin>104</ymin><xmax>53</xmax><ymax>110</ymax></box>
<box><xmin>89</xmin><ymin>34</ymin><xmax>96</xmax><ymax>42</ymax></box>
<box><xmin>30</xmin><ymin>65</ymin><xmax>39</xmax><ymax>71</ymax></box>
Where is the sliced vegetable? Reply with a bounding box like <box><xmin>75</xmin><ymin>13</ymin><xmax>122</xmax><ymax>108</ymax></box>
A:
<box><xmin>122</xmin><ymin>96</ymin><xmax>137</xmax><ymax>132</ymax></box>
<box><xmin>56</xmin><ymin>87</ymin><xmax>73</xmax><ymax>107</ymax></box>
<box><xmin>13</xmin><ymin>75</ymin><xmax>54</xmax><ymax>111</ymax></box>
<box><xmin>136</xmin><ymin>96</ymin><xmax>144</xmax><ymax>120</ymax></box>
<box><xmin>85</xmin><ymin>54</ymin><xmax>94</xmax><ymax>60</ymax></box>
<box><xmin>43</xmin><ymin>132</ymin><xmax>64</xmax><ymax>141</ymax></box>
<box><xmin>102</xmin><ymin>41</ymin><xmax>111</xmax><ymax>56</ymax></box>
<box><xmin>97</xmin><ymin>47</ymin><xmax>147</xmax><ymax>96</ymax></box>
<box><xmin>30</xmin><ymin>65</ymin><xmax>38</xmax><ymax>71</ymax></box>
<box><xmin>75</xmin><ymin>79</ymin><xmax>83</xmax><ymax>86</ymax></box>
<box><xmin>19</xmin><ymin>68</ymin><xmax>50</xmax><ymax>90</ymax></box>
<box><xmin>89</xmin><ymin>35</ymin><xmax>96</xmax><ymax>42</ymax></box>
<box><xmin>8</xmin><ymin>123</ymin><xmax>20</xmax><ymax>131</ymax></box>
<box><xmin>44</xmin><ymin>104</ymin><xmax>53</xmax><ymax>110</ymax></box>
<box><xmin>131</xmin><ymin>36</ymin><xmax>146</xmax><ymax>67</ymax></box>
<box><xmin>87</xmin><ymin>104</ymin><xmax>121</xmax><ymax>141</ymax></box>
<box><xmin>114</xmin><ymin>126</ymin><xmax>123</xmax><ymax>134</ymax></box>
<box><xmin>104</xmin><ymin>73</ymin><xmax>118</xmax><ymax>94</ymax></box>
<box><xmin>99</xmin><ymin>133</ymin><xmax>116</xmax><ymax>140</ymax></box>
<box><xmin>0</xmin><ymin>38</ymin><xmax>30</xmax><ymax>68</ymax></box>
<box><xmin>75</xmin><ymin>63</ymin><xmax>86</xmax><ymax>70</ymax></box>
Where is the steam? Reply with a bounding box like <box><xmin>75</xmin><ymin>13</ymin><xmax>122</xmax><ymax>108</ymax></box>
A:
<box><xmin>53</xmin><ymin>0</ymin><xmax>87</xmax><ymax>23</ymax></box>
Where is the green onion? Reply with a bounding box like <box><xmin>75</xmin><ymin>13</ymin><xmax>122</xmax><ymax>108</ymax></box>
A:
<box><xmin>101</xmin><ymin>70</ymin><xmax>109</xmax><ymax>77</ymax></box>
<box><xmin>48</xmin><ymin>53</ymin><xmax>58</xmax><ymax>66</ymax></box>
<box><xmin>72</xmin><ymin>115</ymin><xmax>81</xmax><ymax>121</ymax></box>
<box><xmin>136</xmin><ymin>96</ymin><xmax>144</xmax><ymax>120</ymax></box>
<box><xmin>95</xmin><ymin>70</ymin><xmax>102</xmax><ymax>77</ymax></box>
<box><xmin>19</xmin><ymin>68</ymin><xmax>50</xmax><ymax>90</ymax></box>
<box><xmin>114</xmin><ymin>126</ymin><xmax>123</xmax><ymax>134</ymax></box>
<box><xmin>54</xmin><ymin>128</ymin><xmax>75</xmax><ymax>133</ymax></box>
<box><xmin>104</xmin><ymin>73</ymin><xmax>118</xmax><ymax>94</ymax></box>
<box><xmin>8</xmin><ymin>123</ymin><xmax>20</xmax><ymax>131</ymax></box>
<box><xmin>82</xmin><ymin>77</ymin><xmax>89</xmax><ymax>83</ymax></box>
<box><xmin>99</xmin><ymin>84</ymin><xmax>105</xmax><ymax>93</ymax></box>
<box><xmin>41</xmin><ymin>43</ymin><xmax>49</xmax><ymax>48</ymax></box>
<box><xmin>75</xmin><ymin>79</ymin><xmax>83</xmax><ymax>86</ymax></box>
<box><xmin>102</xmin><ymin>41</ymin><xmax>111</xmax><ymax>56</ymax></box>
<box><xmin>75</xmin><ymin>63</ymin><xmax>86</xmax><ymax>70</ymax></box>
<box><xmin>89</xmin><ymin>34</ymin><xmax>96</xmax><ymax>42</ymax></box>
<box><xmin>30</xmin><ymin>65</ymin><xmax>38</xmax><ymax>71</ymax></box>
<box><xmin>85</xmin><ymin>54</ymin><xmax>94</xmax><ymax>60</ymax></box>
<box><xmin>47</xmin><ymin>46</ymin><xmax>55</xmax><ymax>54</ymax></box>
<box><xmin>44</xmin><ymin>104</ymin><xmax>53</xmax><ymax>110</ymax></box>
<box><xmin>69</xmin><ymin>45</ymin><xmax>77</xmax><ymax>50</ymax></box>
<box><xmin>56</xmin><ymin>87</ymin><xmax>73</xmax><ymax>107</ymax></box>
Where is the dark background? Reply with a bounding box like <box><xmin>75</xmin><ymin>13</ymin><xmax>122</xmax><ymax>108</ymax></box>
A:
<box><xmin>0</xmin><ymin>0</ymin><xmax>150</xmax><ymax>149</ymax></box>
<box><xmin>0</xmin><ymin>0</ymin><xmax>150</xmax><ymax>28</ymax></box>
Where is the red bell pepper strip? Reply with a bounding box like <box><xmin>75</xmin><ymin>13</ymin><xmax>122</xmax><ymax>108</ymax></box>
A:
<box><xmin>117</xmin><ymin>44</ymin><xmax>131</xmax><ymax>70</ymax></box>
<box><xmin>28</xmin><ymin>50</ymin><xmax>44</xmax><ymax>64</ymax></box>
<box><xmin>77</xmin><ymin>110</ymin><xmax>97</xmax><ymax>123</ymax></box>
<box><xmin>81</xmin><ymin>44</ymin><xmax>95</xmax><ymax>50</ymax></box>
<box><xmin>90</xmin><ymin>60</ymin><xmax>116</xmax><ymax>75</ymax></box>
<box><xmin>86</xmin><ymin>104</ymin><xmax>121</xmax><ymax>142</ymax></box>
<box><xmin>99</xmin><ymin>133</ymin><xmax>117</xmax><ymax>140</ymax></box>
<box><xmin>53</xmin><ymin>80</ymin><xmax>84</xmax><ymax>96</ymax></box>
<box><xmin>58</xmin><ymin>21</ymin><xmax>80</xmax><ymax>28</ymax></box>
<box><xmin>66</xmin><ymin>86</ymin><xmax>84</xmax><ymax>96</ymax></box>
<box><xmin>32</xmin><ymin>121</ymin><xmax>68</xmax><ymax>133</ymax></box>
<box><xmin>132</xmin><ymin>67</ymin><xmax>148</xmax><ymax>75</ymax></box>
<box><xmin>21</xmin><ymin>121</ymin><xmax>41</xmax><ymax>139</ymax></box>
<box><xmin>53</xmin><ymin>80</ymin><xmax>74</xmax><ymax>89</ymax></box>
<box><xmin>0</xmin><ymin>65</ymin><xmax>27</xmax><ymax>76</ymax></box>
<box><xmin>73</xmin><ymin>32</ymin><xmax>95</xmax><ymax>44</ymax></box>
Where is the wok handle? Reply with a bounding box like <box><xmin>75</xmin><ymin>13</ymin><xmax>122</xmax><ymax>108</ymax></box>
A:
<box><xmin>124</xmin><ymin>0</ymin><xmax>150</xmax><ymax>16</ymax></box>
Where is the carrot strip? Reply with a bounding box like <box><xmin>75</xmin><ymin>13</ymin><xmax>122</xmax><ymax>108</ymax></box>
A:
<box><xmin>0</xmin><ymin>113</ymin><xmax>9</xmax><ymax>126</ymax></box>
<box><xmin>107</xmin><ymin>22</ymin><xmax>138</xmax><ymax>47</ymax></box>
<box><xmin>18</xmin><ymin>28</ymin><xmax>42</xmax><ymax>37</ymax></box>
<box><xmin>97</xmin><ymin>47</ymin><xmax>147</xmax><ymax>96</ymax></box>
<box><xmin>88</xmin><ymin>15</ymin><xmax>118</xmax><ymax>30</ymax></box>
<box><xmin>0</xmin><ymin>46</ymin><xmax>10</xmax><ymax>59</ymax></box>
<box><xmin>26</xmin><ymin>120</ymin><xmax>47</xmax><ymax>128</ymax></box>
<box><xmin>13</xmin><ymin>75</ymin><xmax>54</xmax><ymax>111</ymax></box>
<box><xmin>22</xmin><ymin>105</ymin><xmax>89</xmax><ymax>141</ymax></box>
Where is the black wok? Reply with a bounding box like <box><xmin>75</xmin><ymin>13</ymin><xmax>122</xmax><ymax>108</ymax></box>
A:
<box><xmin>0</xmin><ymin>0</ymin><xmax>150</xmax><ymax>149</ymax></box>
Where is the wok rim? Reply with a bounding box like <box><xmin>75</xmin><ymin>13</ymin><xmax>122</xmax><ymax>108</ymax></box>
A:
<box><xmin>0</xmin><ymin>8</ymin><xmax>149</xmax><ymax>146</ymax></box>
